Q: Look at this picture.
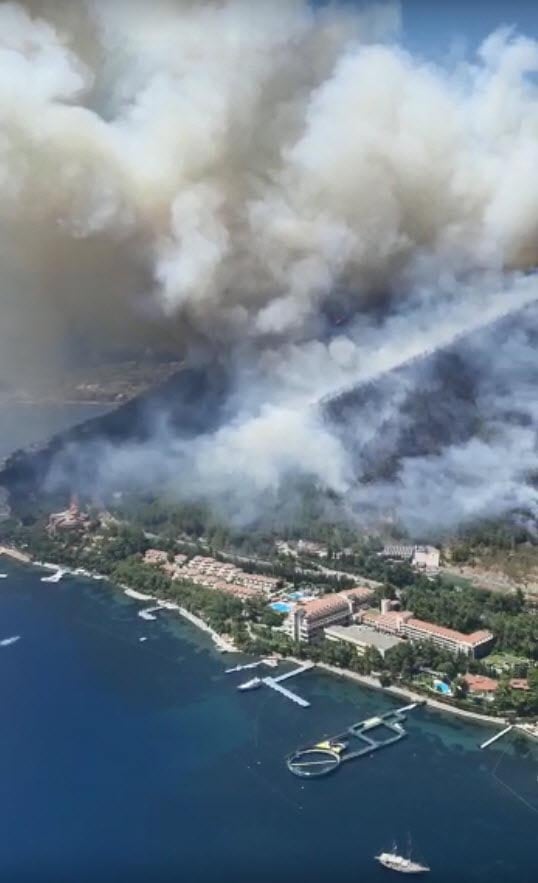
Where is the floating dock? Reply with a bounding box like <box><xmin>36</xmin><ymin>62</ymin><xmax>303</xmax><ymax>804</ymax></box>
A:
<box><xmin>287</xmin><ymin>702</ymin><xmax>424</xmax><ymax>777</ymax></box>
<box><xmin>480</xmin><ymin>725</ymin><xmax>513</xmax><ymax>749</ymax></box>
<box><xmin>272</xmin><ymin>662</ymin><xmax>314</xmax><ymax>682</ymax></box>
<box><xmin>236</xmin><ymin>661</ymin><xmax>314</xmax><ymax>707</ymax></box>
<box><xmin>262</xmin><ymin>676</ymin><xmax>310</xmax><ymax>707</ymax></box>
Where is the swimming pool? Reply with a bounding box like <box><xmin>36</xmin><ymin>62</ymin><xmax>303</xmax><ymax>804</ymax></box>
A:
<box><xmin>433</xmin><ymin>679</ymin><xmax>452</xmax><ymax>695</ymax></box>
<box><xmin>270</xmin><ymin>602</ymin><xmax>291</xmax><ymax>614</ymax></box>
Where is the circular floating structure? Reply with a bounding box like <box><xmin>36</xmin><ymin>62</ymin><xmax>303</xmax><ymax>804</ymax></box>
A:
<box><xmin>286</xmin><ymin>747</ymin><xmax>341</xmax><ymax>778</ymax></box>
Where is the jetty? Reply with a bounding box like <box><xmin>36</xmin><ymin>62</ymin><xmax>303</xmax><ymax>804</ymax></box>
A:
<box><xmin>287</xmin><ymin>702</ymin><xmax>424</xmax><ymax>777</ymax></box>
<box><xmin>480</xmin><ymin>725</ymin><xmax>513</xmax><ymax>749</ymax></box>
<box><xmin>237</xmin><ymin>662</ymin><xmax>314</xmax><ymax>707</ymax></box>
<box><xmin>225</xmin><ymin>657</ymin><xmax>278</xmax><ymax>674</ymax></box>
<box><xmin>138</xmin><ymin>605</ymin><xmax>165</xmax><ymax>621</ymax></box>
<box><xmin>271</xmin><ymin>662</ymin><xmax>314</xmax><ymax>682</ymax></box>
<box><xmin>262</xmin><ymin>676</ymin><xmax>310</xmax><ymax>707</ymax></box>
<box><xmin>40</xmin><ymin>568</ymin><xmax>65</xmax><ymax>584</ymax></box>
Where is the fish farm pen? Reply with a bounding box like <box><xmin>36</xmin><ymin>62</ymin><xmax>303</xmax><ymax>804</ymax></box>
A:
<box><xmin>286</xmin><ymin>702</ymin><xmax>424</xmax><ymax>778</ymax></box>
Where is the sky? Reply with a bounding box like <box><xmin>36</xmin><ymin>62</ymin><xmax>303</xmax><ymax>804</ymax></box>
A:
<box><xmin>334</xmin><ymin>0</ymin><xmax>538</xmax><ymax>57</ymax></box>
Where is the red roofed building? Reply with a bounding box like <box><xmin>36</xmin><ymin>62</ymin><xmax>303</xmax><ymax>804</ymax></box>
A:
<box><xmin>403</xmin><ymin>619</ymin><xmax>494</xmax><ymax>658</ymax></box>
<box><xmin>360</xmin><ymin>609</ymin><xmax>414</xmax><ymax>635</ymax></box>
<box><xmin>284</xmin><ymin>595</ymin><xmax>351</xmax><ymax>642</ymax></box>
<box><xmin>464</xmin><ymin>674</ymin><xmax>499</xmax><ymax>696</ymax></box>
<box><xmin>359</xmin><ymin>607</ymin><xmax>494</xmax><ymax>659</ymax></box>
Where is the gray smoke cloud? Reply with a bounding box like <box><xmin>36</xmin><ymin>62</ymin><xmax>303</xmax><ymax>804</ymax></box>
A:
<box><xmin>3</xmin><ymin>0</ymin><xmax>538</xmax><ymax>535</ymax></box>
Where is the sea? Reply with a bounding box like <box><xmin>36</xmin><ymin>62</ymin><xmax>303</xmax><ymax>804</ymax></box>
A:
<box><xmin>0</xmin><ymin>407</ymin><xmax>537</xmax><ymax>883</ymax></box>
<box><xmin>0</xmin><ymin>403</ymin><xmax>110</xmax><ymax>459</ymax></box>
<box><xmin>0</xmin><ymin>561</ymin><xmax>536</xmax><ymax>883</ymax></box>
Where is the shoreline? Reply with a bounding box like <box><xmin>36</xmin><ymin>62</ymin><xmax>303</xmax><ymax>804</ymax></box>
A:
<box><xmin>0</xmin><ymin>544</ymin><xmax>533</xmax><ymax>731</ymax></box>
<box><xmin>0</xmin><ymin>545</ymin><xmax>32</xmax><ymax>564</ymax></box>
<box><xmin>121</xmin><ymin>586</ymin><xmax>235</xmax><ymax>651</ymax></box>
<box><xmin>316</xmin><ymin>662</ymin><xmax>507</xmax><ymax>727</ymax></box>
<box><xmin>0</xmin><ymin>548</ymin><xmax>236</xmax><ymax>653</ymax></box>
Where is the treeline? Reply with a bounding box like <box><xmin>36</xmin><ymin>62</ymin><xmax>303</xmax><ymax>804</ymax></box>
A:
<box><xmin>450</xmin><ymin>519</ymin><xmax>537</xmax><ymax>563</ymax></box>
<box><xmin>402</xmin><ymin>577</ymin><xmax>537</xmax><ymax>659</ymax></box>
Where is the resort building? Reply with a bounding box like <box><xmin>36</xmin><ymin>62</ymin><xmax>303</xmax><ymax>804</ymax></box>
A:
<box><xmin>359</xmin><ymin>609</ymin><xmax>494</xmax><ymax>659</ymax></box>
<box><xmin>412</xmin><ymin>545</ymin><xmax>440</xmax><ymax>571</ymax></box>
<box><xmin>210</xmin><ymin>581</ymin><xmax>261</xmax><ymax>601</ymax></box>
<box><xmin>360</xmin><ymin>609</ymin><xmax>414</xmax><ymax>635</ymax></box>
<box><xmin>381</xmin><ymin>544</ymin><xmax>414</xmax><ymax>560</ymax></box>
<box><xmin>238</xmin><ymin>573</ymin><xmax>281</xmax><ymax>593</ymax></box>
<box><xmin>341</xmin><ymin>586</ymin><xmax>376</xmax><ymax>609</ymax></box>
<box><xmin>144</xmin><ymin>549</ymin><xmax>169</xmax><ymax>566</ymax></box>
<box><xmin>48</xmin><ymin>497</ymin><xmax>89</xmax><ymax>533</ymax></box>
<box><xmin>324</xmin><ymin>624</ymin><xmax>403</xmax><ymax>658</ymax></box>
<box><xmin>402</xmin><ymin>619</ymin><xmax>494</xmax><ymax>659</ymax></box>
<box><xmin>275</xmin><ymin>539</ymin><xmax>328</xmax><ymax>558</ymax></box>
<box><xmin>171</xmin><ymin>554</ymin><xmax>280</xmax><ymax>597</ymax></box>
<box><xmin>284</xmin><ymin>595</ymin><xmax>351</xmax><ymax>642</ymax></box>
<box><xmin>284</xmin><ymin>587</ymin><xmax>375</xmax><ymax>642</ymax></box>
<box><xmin>381</xmin><ymin>543</ymin><xmax>441</xmax><ymax>572</ymax></box>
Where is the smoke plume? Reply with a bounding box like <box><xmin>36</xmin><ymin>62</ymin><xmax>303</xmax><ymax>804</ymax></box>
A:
<box><xmin>3</xmin><ymin>0</ymin><xmax>538</xmax><ymax>535</ymax></box>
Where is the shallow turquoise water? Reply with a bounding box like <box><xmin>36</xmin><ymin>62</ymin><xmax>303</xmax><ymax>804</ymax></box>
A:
<box><xmin>0</xmin><ymin>560</ymin><xmax>536</xmax><ymax>883</ymax></box>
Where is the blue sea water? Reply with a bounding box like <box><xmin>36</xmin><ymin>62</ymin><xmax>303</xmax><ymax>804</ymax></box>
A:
<box><xmin>0</xmin><ymin>561</ymin><xmax>537</xmax><ymax>883</ymax></box>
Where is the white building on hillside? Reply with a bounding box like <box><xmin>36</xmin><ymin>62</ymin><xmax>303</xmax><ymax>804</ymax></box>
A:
<box><xmin>412</xmin><ymin>545</ymin><xmax>440</xmax><ymax>571</ymax></box>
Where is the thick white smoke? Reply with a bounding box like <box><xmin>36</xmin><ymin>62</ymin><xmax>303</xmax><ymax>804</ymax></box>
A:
<box><xmin>3</xmin><ymin>0</ymin><xmax>538</xmax><ymax>534</ymax></box>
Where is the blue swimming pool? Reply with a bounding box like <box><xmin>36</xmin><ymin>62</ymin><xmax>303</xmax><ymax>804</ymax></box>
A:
<box><xmin>433</xmin><ymin>680</ymin><xmax>452</xmax><ymax>695</ymax></box>
<box><xmin>270</xmin><ymin>602</ymin><xmax>291</xmax><ymax>614</ymax></box>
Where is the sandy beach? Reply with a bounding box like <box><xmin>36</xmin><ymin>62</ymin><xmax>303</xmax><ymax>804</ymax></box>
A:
<box><xmin>0</xmin><ymin>545</ymin><xmax>31</xmax><ymax>564</ymax></box>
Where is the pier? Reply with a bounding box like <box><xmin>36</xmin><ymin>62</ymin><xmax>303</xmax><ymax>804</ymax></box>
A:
<box><xmin>138</xmin><ymin>605</ymin><xmax>164</xmax><ymax>621</ymax></box>
<box><xmin>225</xmin><ymin>657</ymin><xmax>278</xmax><ymax>674</ymax></box>
<box><xmin>287</xmin><ymin>702</ymin><xmax>424</xmax><ymax>777</ymax></box>
<box><xmin>262</xmin><ymin>677</ymin><xmax>310</xmax><ymax>707</ymax></box>
<box><xmin>480</xmin><ymin>725</ymin><xmax>513</xmax><ymax>749</ymax></box>
<box><xmin>272</xmin><ymin>662</ymin><xmax>314</xmax><ymax>682</ymax></box>
<box><xmin>236</xmin><ymin>661</ymin><xmax>314</xmax><ymax>707</ymax></box>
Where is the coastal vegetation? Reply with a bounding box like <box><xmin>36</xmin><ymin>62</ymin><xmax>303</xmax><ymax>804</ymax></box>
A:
<box><xmin>1</xmin><ymin>505</ymin><xmax>538</xmax><ymax>720</ymax></box>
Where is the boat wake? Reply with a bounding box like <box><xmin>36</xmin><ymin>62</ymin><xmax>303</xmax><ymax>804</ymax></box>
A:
<box><xmin>0</xmin><ymin>635</ymin><xmax>21</xmax><ymax>647</ymax></box>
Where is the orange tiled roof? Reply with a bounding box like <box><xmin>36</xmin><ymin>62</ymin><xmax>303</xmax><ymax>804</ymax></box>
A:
<box><xmin>299</xmin><ymin>595</ymin><xmax>350</xmax><ymax>621</ymax></box>
<box><xmin>464</xmin><ymin>674</ymin><xmax>498</xmax><ymax>693</ymax></box>
<box><xmin>406</xmin><ymin>618</ymin><xmax>493</xmax><ymax>646</ymax></box>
